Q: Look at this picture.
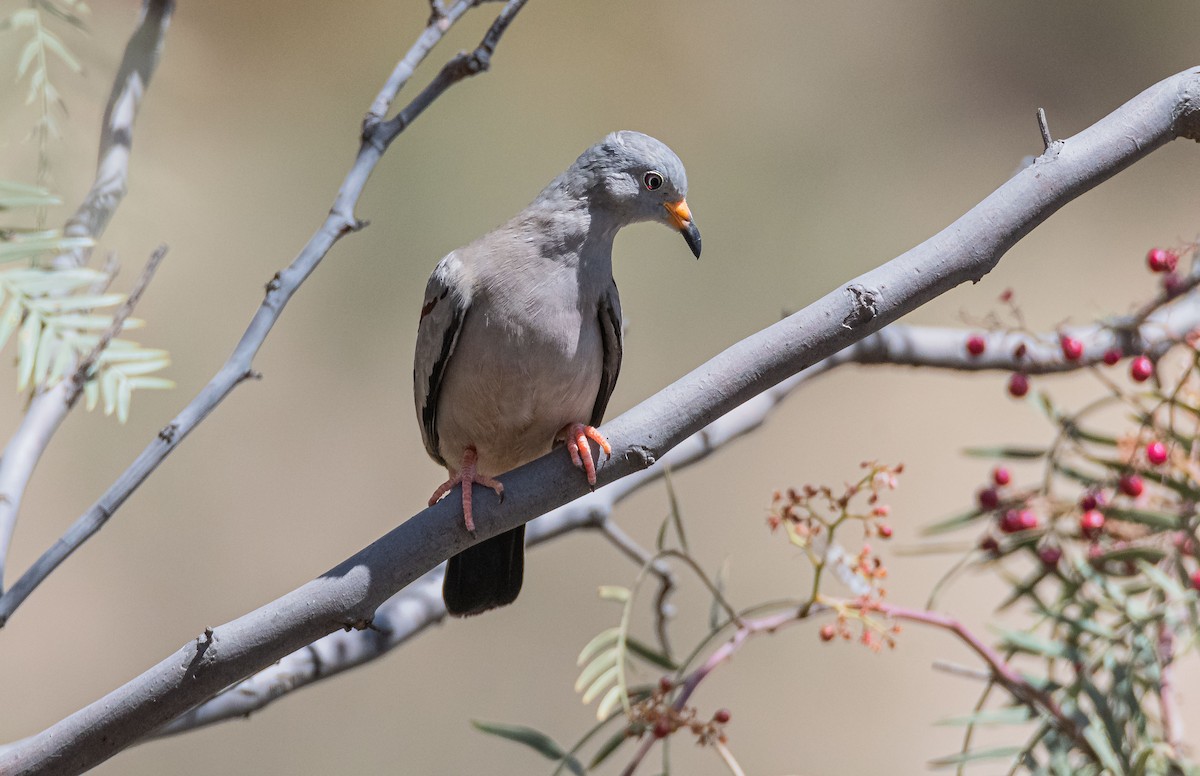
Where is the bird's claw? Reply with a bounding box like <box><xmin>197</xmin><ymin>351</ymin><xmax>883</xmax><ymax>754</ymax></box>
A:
<box><xmin>428</xmin><ymin>445</ymin><xmax>504</xmax><ymax>533</ymax></box>
<box><xmin>560</xmin><ymin>423</ymin><xmax>611</xmax><ymax>487</ymax></box>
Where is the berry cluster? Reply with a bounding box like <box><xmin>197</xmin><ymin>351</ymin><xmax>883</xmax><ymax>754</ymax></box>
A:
<box><xmin>630</xmin><ymin>678</ymin><xmax>731</xmax><ymax>746</ymax></box>
<box><xmin>966</xmin><ymin>245</ymin><xmax>1196</xmax><ymax>398</ymax></box>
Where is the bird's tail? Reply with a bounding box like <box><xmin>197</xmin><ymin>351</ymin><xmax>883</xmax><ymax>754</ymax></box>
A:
<box><xmin>443</xmin><ymin>525</ymin><xmax>525</xmax><ymax>616</ymax></box>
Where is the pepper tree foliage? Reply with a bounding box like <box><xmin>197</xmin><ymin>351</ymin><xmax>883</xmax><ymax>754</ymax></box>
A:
<box><xmin>1</xmin><ymin>1</ymin><xmax>172</xmax><ymax>421</ymax></box>
<box><xmin>475</xmin><ymin>241</ymin><xmax>1200</xmax><ymax>776</ymax></box>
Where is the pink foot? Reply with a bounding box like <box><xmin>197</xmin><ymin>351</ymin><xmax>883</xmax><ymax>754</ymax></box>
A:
<box><xmin>558</xmin><ymin>423</ymin><xmax>612</xmax><ymax>487</ymax></box>
<box><xmin>428</xmin><ymin>446</ymin><xmax>504</xmax><ymax>532</ymax></box>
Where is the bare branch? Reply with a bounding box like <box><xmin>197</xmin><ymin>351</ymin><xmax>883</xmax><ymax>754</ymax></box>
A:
<box><xmin>0</xmin><ymin>0</ymin><xmax>173</xmax><ymax>592</ymax></box>
<box><xmin>0</xmin><ymin>0</ymin><xmax>529</xmax><ymax>629</ymax></box>
<box><xmin>4</xmin><ymin>63</ymin><xmax>1199</xmax><ymax>776</ymax></box>
<box><xmin>59</xmin><ymin>0</ymin><xmax>174</xmax><ymax>269</ymax></box>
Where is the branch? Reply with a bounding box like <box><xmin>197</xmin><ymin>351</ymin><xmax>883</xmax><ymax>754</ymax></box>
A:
<box><xmin>0</xmin><ymin>0</ymin><xmax>173</xmax><ymax>592</ymax></box>
<box><xmin>0</xmin><ymin>0</ymin><xmax>524</xmax><ymax>629</ymax></box>
<box><xmin>57</xmin><ymin>267</ymin><xmax>1200</xmax><ymax>746</ymax></box>
<box><xmin>4</xmin><ymin>65</ymin><xmax>1199</xmax><ymax>776</ymax></box>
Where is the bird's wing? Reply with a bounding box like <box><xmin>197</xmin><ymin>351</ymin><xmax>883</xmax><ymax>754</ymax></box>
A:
<box><xmin>413</xmin><ymin>252</ymin><xmax>473</xmax><ymax>467</ymax></box>
<box><xmin>589</xmin><ymin>278</ymin><xmax>624</xmax><ymax>428</ymax></box>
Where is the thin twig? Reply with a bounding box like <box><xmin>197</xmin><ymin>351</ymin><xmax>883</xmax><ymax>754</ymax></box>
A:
<box><xmin>66</xmin><ymin>244</ymin><xmax>167</xmax><ymax>408</ymax></box>
<box><xmin>1037</xmin><ymin>107</ymin><xmax>1053</xmax><ymax>151</ymax></box>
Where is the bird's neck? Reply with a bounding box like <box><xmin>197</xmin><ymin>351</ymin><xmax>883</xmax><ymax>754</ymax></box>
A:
<box><xmin>522</xmin><ymin>190</ymin><xmax>624</xmax><ymax>270</ymax></box>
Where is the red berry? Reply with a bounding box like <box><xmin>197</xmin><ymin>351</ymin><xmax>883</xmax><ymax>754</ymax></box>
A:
<box><xmin>1080</xmin><ymin>509</ymin><xmax>1106</xmax><ymax>538</ymax></box>
<box><xmin>659</xmin><ymin>676</ymin><xmax>673</xmax><ymax>693</ymax></box>
<box><xmin>1008</xmin><ymin>373</ymin><xmax>1030</xmax><ymax>398</ymax></box>
<box><xmin>1060</xmin><ymin>336</ymin><xmax>1084</xmax><ymax>361</ymax></box>
<box><xmin>992</xmin><ymin>467</ymin><xmax>1012</xmax><ymax>486</ymax></box>
<box><xmin>1146</xmin><ymin>441</ymin><xmax>1168</xmax><ymax>466</ymax></box>
<box><xmin>877</xmin><ymin>523</ymin><xmax>893</xmax><ymax>539</ymax></box>
<box><xmin>979</xmin><ymin>535</ymin><xmax>999</xmax><ymax>554</ymax></box>
<box><xmin>1102</xmin><ymin>348</ymin><xmax>1122</xmax><ymax>366</ymax></box>
<box><xmin>1000</xmin><ymin>509</ymin><xmax>1037</xmax><ymax>533</ymax></box>
<box><xmin>1191</xmin><ymin>569</ymin><xmax>1200</xmax><ymax>591</ymax></box>
<box><xmin>653</xmin><ymin>719</ymin><xmax>671</xmax><ymax>739</ymax></box>
<box><xmin>1130</xmin><ymin>356</ymin><xmax>1154</xmax><ymax>383</ymax></box>
<box><xmin>1038</xmin><ymin>545</ymin><xmax>1062</xmax><ymax>568</ymax></box>
<box><xmin>1147</xmin><ymin>248</ymin><xmax>1178</xmax><ymax>273</ymax></box>
<box><xmin>1079</xmin><ymin>491</ymin><xmax>1105</xmax><ymax>511</ymax></box>
<box><xmin>713</xmin><ymin>708</ymin><xmax>732</xmax><ymax>724</ymax></box>
<box><xmin>977</xmin><ymin>487</ymin><xmax>1000</xmax><ymax>510</ymax></box>
<box><xmin>1119</xmin><ymin>474</ymin><xmax>1145</xmax><ymax>498</ymax></box>
<box><xmin>819</xmin><ymin>624</ymin><xmax>836</xmax><ymax>642</ymax></box>
<box><xmin>966</xmin><ymin>334</ymin><xmax>986</xmax><ymax>356</ymax></box>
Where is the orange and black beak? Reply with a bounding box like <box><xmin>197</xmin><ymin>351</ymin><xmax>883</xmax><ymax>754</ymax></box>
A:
<box><xmin>664</xmin><ymin>199</ymin><xmax>701</xmax><ymax>258</ymax></box>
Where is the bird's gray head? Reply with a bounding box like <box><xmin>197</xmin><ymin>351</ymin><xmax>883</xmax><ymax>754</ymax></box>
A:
<box><xmin>544</xmin><ymin>130</ymin><xmax>701</xmax><ymax>258</ymax></box>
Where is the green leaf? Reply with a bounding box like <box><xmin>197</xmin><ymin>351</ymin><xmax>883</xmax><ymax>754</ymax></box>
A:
<box><xmin>101</xmin><ymin>367</ymin><xmax>117</xmax><ymax>415</ymax></box>
<box><xmin>1093</xmin><ymin>544</ymin><xmax>1167</xmax><ymax>565</ymax></box>
<box><xmin>39</xmin><ymin>26</ymin><xmax>82</xmax><ymax>73</ymax></box>
<box><xmin>83</xmin><ymin>377</ymin><xmax>98</xmax><ymax>411</ymax></box>
<box><xmin>0</xmin><ymin>297</ymin><xmax>23</xmax><ymax>353</ymax></box>
<box><xmin>33</xmin><ymin>322</ymin><xmax>56</xmax><ymax>385</ymax></box>
<box><xmin>16</xmin><ymin>311</ymin><xmax>40</xmax><ymax>390</ymax></box>
<box><xmin>1137</xmin><ymin>560</ymin><xmax>1187</xmax><ymax>600</ymax></box>
<box><xmin>0</xmin><ymin>181</ymin><xmax>59</xmax><ymax>209</ymax></box>
<box><xmin>588</xmin><ymin>728</ymin><xmax>631</xmax><ymax>769</ymax></box>
<box><xmin>580</xmin><ymin>665</ymin><xmax>619</xmax><ymax>705</ymax></box>
<box><xmin>577</xmin><ymin>628</ymin><xmax>619</xmax><ymax>666</ymax></box>
<box><xmin>27</xmin><ymin>294</ymin><xmax>123</xmax><ymax>314</ymax></box>
<box><xmin>626</xmin><ymin>637</ymin><xmax>677</xmax><ymax>671</ymax></box>
<box><xmin>116</xmin><ymin>374</ymin><xmax>131</xmax><ymax>423</ymax></box>
<box><xmin>470</xmin><ymin>721</ymin><xmax>585</xmax><ymax>776</ymax></box>
<box><xmin>935</xmin><ymin>706</ymin><xmax>1034</xmax><ymax>727</ymax></box>
<box><xmin>993</xmin><ymin>627</ymin><xmax>1078</xmax><ymax>660</ymax></box>
<box><xmin>963</xmin><ymin>446</ymin><xmax>1046</xmax><ymax>460</ymax></box>
<box><xmin>1082</xmin><ymin>722</ymin><xmax>1124</xmax><ymax>775</ymax></box>
<box><xmin>662</xmin><ymin>468</ymin><xmax>688</xmax><ymax>552</ymax></box>
<box><xmin>0</xmin><ymin>235</ymin><xmax>91</xmax><ymax>263</ymax></box>
<box><xmin>109</xmin><ymin>358</ymin><xmax>170</xmax><ymax>377</ymax></box>
<box><xmin>574</xmin><ymin>650</ymin><xmax>618</xmax><ymax>694</ymax></box>
<box><xmin>922</xmin><ymin>507</ymin><xmax>986</xmax><ymax>536</ymax></box>
<box><xmin>595</xmin><ymin>684</ymin><xmax>624</xmax><ymax>722</ymax></box>
<box><xmin>928</xmin><ymin>746</ymin><xmax>1023</xmax><ymax>768</ymax></box>
<box><xmin>598</xmin><ymin>585</ymin><xmax>630</xmax><ymax>603</ymax></box>
<box><xmin>17</xmin><ymin>39</ymin><xmax>39</xmax><ymax>79</ymax></box>
<box><xmin>1103</xmin><ymin>507</ymin><xmax>1179</xmax><ymax>531</ymax></box>
<box><xmin>126</xmin><ymin>376</ymin><xmax>174</xmax><ymax>391</ymax></box>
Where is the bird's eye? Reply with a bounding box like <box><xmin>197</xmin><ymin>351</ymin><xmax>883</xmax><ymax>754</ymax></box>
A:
<box><xmin>642</xmin><ymin>171</ymin><xmax>664</xmax><ymax>191</ymax></box>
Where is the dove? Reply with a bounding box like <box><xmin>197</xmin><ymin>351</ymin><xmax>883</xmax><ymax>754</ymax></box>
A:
<box><xmin>414</xmin><ymin>130</ymin><xmax>700</xmax><ymax>616</ymax></box>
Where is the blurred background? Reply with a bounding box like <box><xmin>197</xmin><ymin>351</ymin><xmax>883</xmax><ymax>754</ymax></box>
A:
<box><xmin>1</xmin><ymin>1</ymin><xmax>1199</xmax><ymax>773</ymax></box>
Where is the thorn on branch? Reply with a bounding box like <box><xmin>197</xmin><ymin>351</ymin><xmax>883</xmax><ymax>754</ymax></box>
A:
<box><xmin>158</xmin><ymin>422</ymin><xmax>178</xmax><ymax>443</ymax></box>
<box><xmin>1037</xmin><ymin>107</ymin><xmax>1053</xmax><ymax>151</ymax></box>
<box><xmin>265</xmin><ymin>272</ymin><xmax>282</xmax><ymax>294</ymax></box>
